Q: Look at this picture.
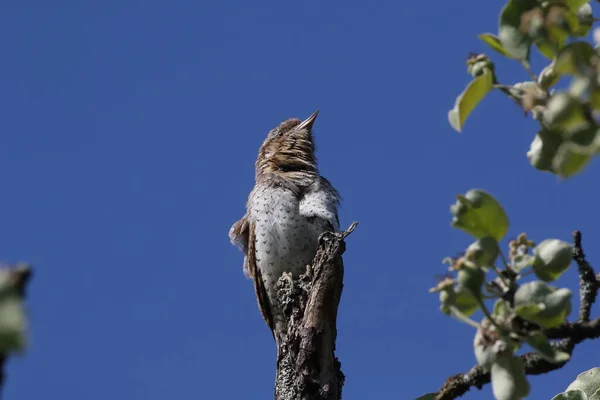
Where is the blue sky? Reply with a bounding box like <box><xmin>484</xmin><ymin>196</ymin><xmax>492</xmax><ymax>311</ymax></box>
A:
<box><xmin>1</xmin><ymin>1</ymin><xmax>600</xmax><ymax>399</ymax></box>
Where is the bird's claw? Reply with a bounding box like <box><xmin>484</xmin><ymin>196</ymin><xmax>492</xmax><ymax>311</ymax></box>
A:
<box><xmin>318</xmin><ymin>221</ymin><xmax>358</xmax><ymax>245</ymax></box>
<box><xmin>305</xmin><ymin>264</ymin><xmax>313</xmax><ymax>279</ymax></box>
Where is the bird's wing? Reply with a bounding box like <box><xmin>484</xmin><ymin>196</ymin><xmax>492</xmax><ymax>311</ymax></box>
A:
<box><xmin>299</xmin><ymin>176</ymin><xmax>341</xmax><ymax>231</ymax></box>
<box><xmin>229</xmin><ymin>216</ymin><xmax>251</xmax><ymax>277</ymax></box>
<box><xmin>229</xmin><ymin>216</ymin><xmax>274</xmax><ymax>332</ymax></box>
<box><xmin>247</xmin><ymin>220</ymin><xmax>274</xmax><ymax>333</ymax></box>
<box><xmin>229</xmin><ymin>217</ymin><xmax>248</xmax><ymax>251</ymax></box>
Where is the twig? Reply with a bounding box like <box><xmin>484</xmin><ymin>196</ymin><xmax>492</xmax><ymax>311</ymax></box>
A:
<box><xmin>572</xmin><ymin>230</ymin><xmax>597</xmax><ymax>323</ymax></box>
<box><xmin>520</xmin><ymin>60</ymin><xmax>538</xmax><ymax>82</ymax></box>
<box><xmin>545</xmin><ymin>318</ymin><xmax>600</xmax><ymax>342</ymax></box>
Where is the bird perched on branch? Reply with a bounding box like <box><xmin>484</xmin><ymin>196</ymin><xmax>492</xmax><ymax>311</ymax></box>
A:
<box><xmin>229</xmin><ymin>110</ymin><xmax>341</xmax><ymax>344</ymax></box>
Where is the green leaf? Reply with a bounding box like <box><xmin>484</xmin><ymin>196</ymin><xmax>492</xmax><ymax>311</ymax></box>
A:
<box><xmin>525</xmin><ymin>331</ymin><xmax>570</xmax><ymax>364</ymax></box>
<box><xmin>538</xmin><ymin>63</ymin><xmax>560</xmax><ymax>90</ymax></box>
<box><xmin>528</xmin><ymin>124</ymin><xmax>598</xmax><ymax>178</ymax></box>
<box><xmin>467</xmin><ymin>236</ymin><xmax>500</xmax><ymax>267</ymax></box>
<box><xmin>536</xmin><ymin>40</ymin><xmax>558</xmax><ymax>60</ymax></box>
<box><xmin>537</xmin><ymin>287</ymin><xmax>572</xmax><ymax>321</ymax></box>
<box><xmin>567</xmin><ymin>368</ymin><xmax>600</xmax><ymax>397</ymax></box>
<box><xmin>439</xmin><ymin>290</ymin><xmax>454</xmax><ymax>315</ymax></box>
<box><xmin>532</xmin><ymin>239</ymin><xmax>573</xmax><ymax>281</ymax></box>
<box><xmin>0</xmin><ymin>294</ymin><xmax>27</xmax><ymax>353</ymax></box>
<box><xmin>566</xmin><ymin>0</ymin><xmax>591</xmax><ymax>11</ymax></box>
<box><xmin>498</xmin><ymin>0</ymin><xmax>538</xmax><ymax>61</ymax></box>
<box><xmin>513</xmin><ymin>254</ymin><xmax>535</xmax><ymax>272</ymax></box>
<box><xmin>515</xmin><ymin>302</ymin><xmax>545</xmax><ymax>319</ymax></box>
<box><xmin>448</xmin><ymin>70</ymin><xmax>494</xmax><ymax>132</ymax></box>
<box><xmin>457</xmin><ymin>265</ymin><xmax>485</xmax><ymax>298</ymax></box>
<box><xmin>555</xmin><ymin>42</ymin><xmax>597</xmax><ymax>76</ymax></box>
<box><xmin>527</xmin><ymin>130</ymin><xmax>564</xmax><ymax>172</ymax></box>
<box><xmin>553</xmin><ymin>142</ymin><xmax>594</xmax><ymax>178</ymax></box>
<box><xmin>547</xmin><ymin>7</ymin><xmax>581</xmax><ymax>42</ymax></box>
<box><xmin>491</xmin><ymin>353</ymin><xmax>531</xmax><ymax>400</ymax></box>
<box><xmin>439</xmin><ymin>282</ymin><xmax>481</xmax><ymax>317</ymax></box>
<box><xmin>552</xmin><ymin>390</ymin><xmax>589</xmax><ymax>400</ymax></box>
<box><xmin>590</xmin><ymin>89</ymin><xmax>600</xmax><ymax>111</ymax></box>
<box><xmin>543</xmin><ymin>93</ymin><xmax>588</xmax><ymax>131</ymax></box>
<box><xmin>454</xmin><ymin>285</ymin><xmax>480</xmax><ymax>316</ymax></box>
<box><xmin>450</xmin><ymin>189</ymin><xmax>509</xmax><ymax>241</ymax></box>
<box><xmin>514</xmin><ymin>282</ymin><xmax>572</xmax><ymax>328</ymax></box>
<box><xmin>0</xmin><ymin>269</ymin><xmax>28</xmax><ymax>353</ymax></box>
<box><xmin>414</xmin><ymin>394</ymin><xmax>437</xmax><ymax>400</ymax></box>
<box><xmin>569</xmin><ymin>125</ymin><xmax>600</xmax><ymax>152</ymax></box>
<box><xmin>573</xmin><ymin>4</ymin><xmax>593</xmax><ymax>37</ymax></box>
<box><xmin>479</xmin><ymin>33</ymin><xmax>516</xmax><ymax>58</ymax></box>
<box><xmin>494</xmin><ymin>299</ymin><xmax>511</xmax><ymax>318</ymax></box>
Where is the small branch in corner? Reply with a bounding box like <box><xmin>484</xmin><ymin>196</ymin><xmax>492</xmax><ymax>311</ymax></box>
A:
<box><xmin>433</xmin><ymin>231</ymin><xmax>600</xmax><ymax>400</ymax></box>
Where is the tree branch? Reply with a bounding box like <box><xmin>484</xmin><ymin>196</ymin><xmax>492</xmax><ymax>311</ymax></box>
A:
<box><xmin>571</xmin><ymin>230</ymin><xmax>598</xmax><ymax>324</ymax></box>
<box><xmin>434</xmin><ymin>231</ymin><xmax>599</xmax><ymax>400</ymax></box>
<box><xmin>274</xmin><ymin>222</ymin><xmax>357</xmax><ymax>400</ymax></box>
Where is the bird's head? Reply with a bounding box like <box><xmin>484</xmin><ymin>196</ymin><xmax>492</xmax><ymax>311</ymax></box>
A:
<box><xmin>255</xmin><ymin>110</ymin><xmax>320</xmax><ymax>182</ymax></box>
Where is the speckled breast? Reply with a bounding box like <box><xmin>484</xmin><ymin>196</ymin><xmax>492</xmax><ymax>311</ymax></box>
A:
<box><xmin>250</xmin><ymin>185</ymin><xmax>320</xmax><ymax>296</ymax></box>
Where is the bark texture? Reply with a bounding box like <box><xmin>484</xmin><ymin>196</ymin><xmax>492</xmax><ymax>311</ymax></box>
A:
<box><xmin>273</xmin><ymin>222</ymin><xmax>357</xmax><ymax>400</ymax></box>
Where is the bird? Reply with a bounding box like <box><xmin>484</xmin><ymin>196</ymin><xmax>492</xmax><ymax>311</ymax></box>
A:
<box><xmin>229</xmin><ymin>110</ymin><xmax>341</xmax><ymax>344</ymax></box>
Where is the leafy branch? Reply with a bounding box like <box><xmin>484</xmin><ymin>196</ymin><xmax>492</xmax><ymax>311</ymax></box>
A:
<box><xmin>422</xmin><ymin>1</ymin><xmax>600</xmax><ymax>399</ymax></box>
<box><xmin>432</xmin><ymin>230</ymin><xmax>600</xmax><ymax>400</ymax></box>
<box><xmin>448</xmin><ymin>0</ymin><xmax>600</xmax><ymax>179</ymax></box>
<box><xmin>417</xmin><ymin>188</ymin><xmax>584</xmax><ymax>399</ymax></box>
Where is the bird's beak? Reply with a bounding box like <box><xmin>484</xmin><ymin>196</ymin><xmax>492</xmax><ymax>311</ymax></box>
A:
<box><xmin>296</xmin><ymin>110</ymin><xmax>319</xmax><ymax>130</ymax></box>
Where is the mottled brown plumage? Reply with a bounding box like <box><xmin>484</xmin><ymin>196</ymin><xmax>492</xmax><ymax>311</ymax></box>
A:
<box><xmin>229</xmin><ymin>111</ymin><xmax>341</xmax><ymax>342</ymax></box>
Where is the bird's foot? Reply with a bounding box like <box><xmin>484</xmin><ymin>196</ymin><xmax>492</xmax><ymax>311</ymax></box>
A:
<box><xmin>318</xmin><ymin>221</ymin><xmax>359</xmax><ymax>245</ymax></box>
<box><xmin>305</xmin><ymin>263</ymin><xmax>313</xmax><ymax>279</ymax></box>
